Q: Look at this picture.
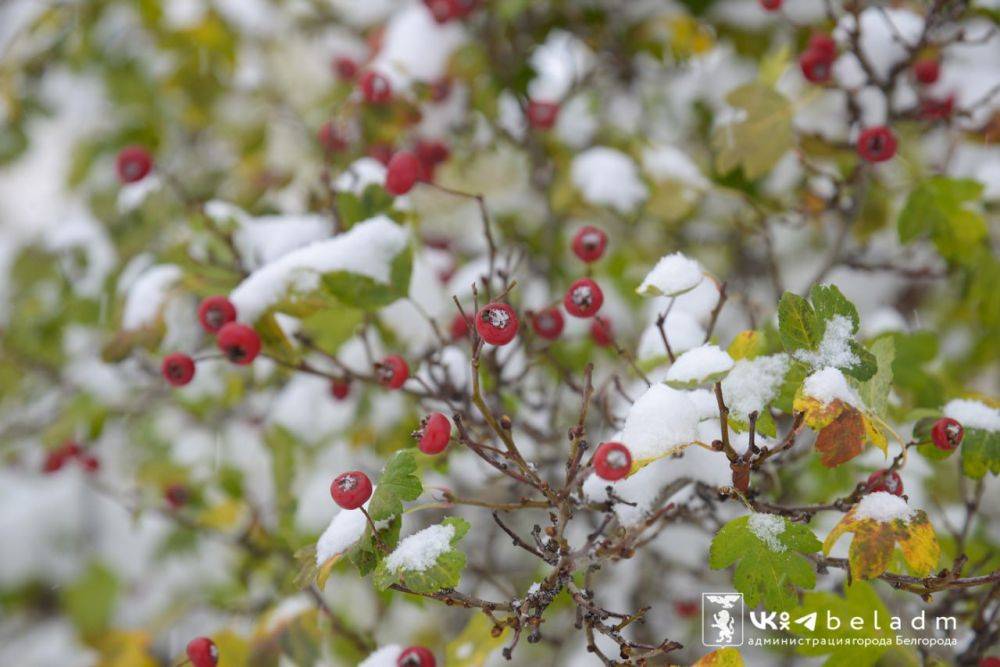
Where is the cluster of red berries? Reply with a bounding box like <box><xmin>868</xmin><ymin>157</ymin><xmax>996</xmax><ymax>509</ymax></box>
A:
<box><xmin>42</xmin><ymin>440</ymin><xmax>99</xmax><ymax>474</ymax></box>
<box><xmin>799</xmin><ymin>33</ymin><xmax>837</xmax><ymax>85</ymax></box>
<box><xmin>116</xmin><ymin>146</ymin><xmax>154</xmax><ymax>184</ymax></box>
<box><xmin>185</xmin><ymin>636</ymin><xmax>218</xmax><ymax>667</ymax></box>
<box><xmin>161</xmin><ymin>296</ymin><xmax>261</xmax><ymax>387</ymax></box>
<box><xmin>383</xmin><ymin>140</ymin><xmax>450</xmax><ymax>195</ymax></box>
<box><xmin>864</xmin><ymin>418</ymin><xmax>964</xmax><ymax>496</ymax></box>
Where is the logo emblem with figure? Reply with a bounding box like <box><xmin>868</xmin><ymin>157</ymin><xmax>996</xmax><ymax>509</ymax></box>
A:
<box><xmin>702</xmin><ymin>593</ymin><xmax>744</xmax><ymax>647</ymax></box>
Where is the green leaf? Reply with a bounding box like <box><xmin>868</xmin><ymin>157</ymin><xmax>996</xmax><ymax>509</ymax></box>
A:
<box><xmin>321</xmin><ymin>245</ymin><xmax>412</xmax><ymax>310</ymax></box>
<box><xmin>372</xmin><ymin>517</ymin><xmax>470</xmax><ymax>593</ymax></box>
<box><xmin>857</xmin><ymin>337</ymin><xmax>894</xmax><ymax>418</ymax></box>
<box><xmin>63</xmin><ymin>562</ymin><xmax>119</xmax><ymax>639</ymax></box>
<box><xmin>709</xmin><ymin>514</ymin><xmax>821</xmax><ymax>610</ymax></box>
<box><xmin>961</xmin><ymin>428</ymin><xmax>1000</xmax><ymax>479</ymax></box>
<box><xmin>367</xmin><ymin>449</ymin><xmax>423</xmax><ymax>522</ymax></box>
<box><xmin>712</xmin><ymin>83</ymin><xmax>794</xmax><ymax>179</ymax></box>
<box><xmin>898</xmin><ymin>177</ymin><xmax>987</xmax><ymax>263</ymax></box>
<box><xmin>777</xmin><ymin>292</ymin><xmax>821</xmax><ymax>352</ymax></box>
<box><xmin>809</xmin><ymin>284</ymin><xmax>859</xmax><ymax>333</ymax></box>
<box><xmin>788</xmin><ymin>581</ymin><xmax>893</xmax><ymax>667</ymax></box>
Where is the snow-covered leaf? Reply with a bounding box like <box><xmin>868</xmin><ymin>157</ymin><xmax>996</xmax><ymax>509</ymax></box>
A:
<box><xmin>636</xmin><ymin>252</ymin><xmax>704</xmax><ymax>297</ymax></box>
<box><xmin>372</xmin><ymin>517</ymin><xmax>469</xmax><ymax>593</ymax></box>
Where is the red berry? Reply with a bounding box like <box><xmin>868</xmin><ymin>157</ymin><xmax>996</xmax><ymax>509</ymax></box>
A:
<box><xmin>808</xmin><ymin>33</ymin><xmax>837</xmax><ymax>58</ymax></box>
<box><xmin>116</xmin><ymin>146</ymin><xmax>153</xmax><ymax>183</ymax></box>
<box><xmin>330</xmin><ymin>471</ymin><xmax>373</xmax><ymax>509</ymax></box>
<box><xmin>216</xmin><ymin>323</ymin><xmax>261</xmax><ymax>365</ymax></box>
<box><xmin>318</xmin><ymin>121</ymin><xmax>348</xmax><ymax>153</ymax></box>
<box><xmin>571</xmin><ymin>225</ymin><xmax>608</xmax><ymax>263</ymax></box>
<box><xmin>590</xmin><ymin>316</ymin><xmax>613</xmax><ymax>347</ymax></box>
<box><xmin>42</xmin><ymin>449</ymin><xmax>69</xmax><ymax>474</ymax></box>
<box><xmin>332</xmin><ymin>56</ymin><xmax>358</xmax><ymax>81</ymax></box>
<box><xmin>799</xmin><ymin>49</ymin><xmax>833</xmax><ymax>84</ymax></box>
<box><xmin>186</xmin><ymin>637</ymin><xmax>218</xmax><ymax>667</ymax></box>
<box><xmin>594</xmin><ymin>442</ymin><xmax>632</xmax><ymax>481</ymax></box>
<box><xmin>475</xmin><ymin>303</ymin><xmax>519</xmax><ymax>346</ymax></box>
<box><xmin>376</xmin><ymin>355</ymin><xmax>409</xmax><ymax>389</ymax></box>
<box><xmin>418</xmin><ymin>412</ymin><xmax>451</xmax><ymax>455</ymax></box>
<box><xmin>930</xmin><ymin>417</ymin><xmax>963</xmax><ymax>451</ymax></box>
<box><xmin>398</xmin><ymin>646</ymin><xmax>436</xmax><ymax>667</ymax></box>
<box><xmin>369</xmin><ymin>143</ymin><xmax>395</xmax><ymax>166</ymax></box>
<box><xmin>449</xmin><ymin>0</ymin><xmax>478</xmax><ymax>19</ymax></box>
<box><xmin>563</xmin><ymin>278</ymin><xmax>604</xmax><ymax>318</ymax></box>
<box><xmin>330</xmin><ymin>378</ymin><xmax>351</xmax><ymax>400</ymax></box>
<box><xmin>197</xmin><ymin>295</ymin><xmax>237</xmax><ymax>334</ymax></box>
<box><xmin>980</xmin><ymin>659</ymin><xmax>1000</xmax><ymax>667</ymax></box>
<box><xmin>866</xmin><ymin>469</ymin><xmax>904</xmax><ymax>496</ymax></box>
<box><xmin>80</xmin><ymin>454</ymin><xmax>100</xmax><ymax>473</ymax></box>
<box><xmin>526</xmin><ymin>100</ymin><xmax>560</xmax><ymax>130</ymax></box>
<box><xmin>759</xmin><ymin>0</ymin><xmax>781</xmax><ymax>10</ymax></box>
<box><xmin>360</xmin><ymin>70</ymin><xmax>392</xmax><ymax>104</ymax></box>
<box><xmin>165</xmin><ymin>484</ymin><xmax>189</xmax><ymax>509</ymax></box>
<box><xmin>856</xmin><ymin>126</ymin><xmax>897</xmax><ymax>163</ymax></box>
<box><xmin>162</xmin><ymin>353</ymin><xmax>196</xmax><ymax>386</ymax></box>
<box><xmin>674</xmin><ymin>599</ymin><xmax>699</xmax><ymax>618</ymax></box>
<box><xmin>385</xmin><ymin>151</ymin><xmax>421</xmax><ymax>195</ymax></box>
<box><xmin>449</xmin><ymin>313</ymin><xmax>471</xmax><ymax>340</ymax></box>
<box><xmin>415</xmin><ymin>139</ymin><xmax>450</xmax><ymax>168</ymax></box>
<box><xmin>920</xmin><ymin>95</ymin><xmax>954</xmax><ymax>121</ymax></box>
<box><xmin>913</xmin><ymin>58</ymin><xmax>940</xmax><ymax>85</ymax></box>
<box><xmin>530</xmin><ymin>307</ymin><xmax>564</xmax><ymax>340</ymax></box>
<box><xmin>424</xmin><ymin>0</ymin><xmax>453</xmax><ymax>23</ymax></box>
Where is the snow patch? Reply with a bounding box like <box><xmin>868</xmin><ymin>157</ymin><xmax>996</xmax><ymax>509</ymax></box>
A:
<box><xmin>359</xmin><ymin>645</ymin><xmax>403</xmax><ymax>667</ymax></box>
<box><xmin>666</xmin><ymin>345</ymin><xmax>734</xmax><ymax>386</ymax></box>
<box><xmin>793</xmin><ymin>315</ymin><xmax>859</xmax><ymax>370</ymax></box>
<box><xmin>619</xmin><ymin>384</ymin><xmax>700</xmax><ymax>460</ymax></box>
<box><xmin>120</xmin><ymin>264</ymin><xmax>182</xmax><ymax>330</ymax></box>
<box><xmin>802</xmin><ymin>367</ymin><xmax>862</xmax><ymax>407</ymax></box>
<box><xmin>943</xmin><ymin>399</ymin><xmax>1000</xmax><ymax>432</ymax></box>
<box><xmin>722</xmin><ymin>354</ymin><xmax>791</xmax><ymax>421</ymax></box>
<box><xmin>384</xmin><ymin>523</ymin><xmax>455</xmax><ymax>573</ymax></box>
<box><xmin>316</xmin><ymin>505</ymin><xmax>368</xmax><ymax>565</ymax></box>
<box><xmin>748</xmin><ymin>513</ymin><xmax>787</xmax><ymax>553</ymax></box>
<box><xmin>853</xmin><ymin>491</ymin><xmax>914</xmax><ymax>523</ymax></box>
<box><xmin>570</xmin><ymin>147</ymin><xmax>648</xmax><ymax>214</ymax></box>
<box><xmin>637</xmin><ymin>252</ymin><xmax>704</xmax><ymax>297</ymax></box>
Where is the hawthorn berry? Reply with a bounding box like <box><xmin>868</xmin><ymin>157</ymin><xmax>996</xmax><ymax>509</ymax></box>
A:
<box><xmin>216</xmin><ymin>323</ymin><xmax>261</xmax><ymax>365</ymax></box>
<box><xmin>330</xmin><ymin>378</ymin><xmax>351</xmax><ymax>400</ymax></box>
<box><xmin>980</xmin><ymin>658</ymin><xmax>1000</xmax><ymax>667</ymax></box>
<box><xmin>417</xmin><ymin>412</ymin><xmax>451</xmax><ymax>455</ymax></box>
<box><xmin>415</xmin><ymin>139</ymin><xmax>450</xmax><ymax>170</ymax></box>
<box><xmin>920</xmin><ymin>95</ymin><xmax>954</xmax><ymax>121</ymax></box>
<box><xmin>359</xmin><ymin>70</ymin><xmax>392</xmax><ymax>104</ymax></box>
<box><xmin>758</xmin><ymin>0</ymin><xmax>781</xmax><ymax>11</ymax></box>
<box><xmin>449</xmin><ymin>313</ymin><xmax>471</xmax><ymax>340</ymax></box>
<box><xmin>164</xmin><ymin>483</ymin><xmax>189</xmax><ymax>509</ymax></box>
<box><xmin>162</xmin><ymin>353</ymin><xmax>196</xmax><ymax>387</ymax></box>
<box><xmin>186</xmin><ymin>636</ymin><xmax>219</xmax><ymax>667</ymax></box>
<box><xmin>475</xmin><ymin>303</ymin><xmax>519</xmax><ymax>346</ymax></box>
<box><xmin>930</xmin><ymin>417</ymin><xmax>963</xmax><ymax>451</ymax></box>
<box><xmin>116</xmin><ymin>146</ymin><xmax>153</xmax><ymax>183</ymax></box>
<box><xmin>330</xmin><ymin>471</ymin><xmax>373</xmax><ymax>509</ymax></box>
<box><xmin>318</xmin><ymin>121</ymin><xmax>348</xmax><ymax>153</ymax></box>
<box><xmin>674</xmin><ymin>599</ymin><xmax>699</xmax><ymax>618</ymax></box>
<box><xmin>79</xmin><ymin>454</ymin><xmax>100</xmax><ymax>473</ymax></box>
<box><xmin>424</xmin><ymin>0</ymin><xmax>453</xmax><ymax>23</ymax></box>
<box><xmin>808</xmin><ymin>33</ymin><xmax>837</xmax><ymax>58</ymax></box>
<box><xmin>332</xmin><ymin>56</ymin><xmax>358</xmax><ymax>81</ymax></box>
<box><xmin>197</xmin><ymin>295</ymin><xmax>237</xmax><ymax>334</ymax></box>
<box><xmin>913</xmin><ymin>58</ymin><xmax>940</xmax><ymax>85</ymax></box>
<box><xmin>526</xmin><ymin>100</ymin><xmax>560</xmax><ymax>130</ymax></box>
<box><xmin>799</xmin><ymin>49</ymin><xmax>833</xmax><ymax>84</ymax></box>
<box><xmin>398</xmin><ymin>646</ymin><xmax>436</xmax><ymax>667</ymax></box>
<box><xmin>856</xmin><ymin>126</ymin><xmax>897</xmax><ymax>163</ymax></box>
<box><xmin>530</xmin><ymin>307</ymin><xmax>564</xmax><ymax>340</ymax></box>
<box><xmin>449</xmin><ymin>0</ymin><xmax>478</xmax><ymax>19</ymax></box>
<box><xmin>376</xmin><ymin>355</ymin><xmax>410</xmax><ymax>389</ymax></box>
<box><xmin>571</xmin><ymin>225</ymin><xmax>608</xmax><ymax>263</ymax></box>
<box><xmin>563</xmin><ymin>278</ymin><xmax>604</xmax><ymax>318</ymax></box>
<box><xmin>369</xmin><ymin>143</ymin><xmax>395</xmax><ymax>166</ymax></box>
<box><xmin>42</xmin><ymin>441</ymin><xmax>81</xmax><ymax>474</ymax></box>
<box><xmin>594</xmin><ymin>441</ymin><xmax>632</xmax><ymax>481</ymax></box>
<box><xmin>385</xmin><ymin>151</ymin><xmax>421</xmax><ymax>195</ymax></box>
<box><xmin>866</xmin><ymin>469</ymin><xmax>903</xmax><ymax>496</ymax></box>
<box><xmin>590</xmin><ymin>316</ymin><xmax>613</xmax><ymax>347</ymax></box>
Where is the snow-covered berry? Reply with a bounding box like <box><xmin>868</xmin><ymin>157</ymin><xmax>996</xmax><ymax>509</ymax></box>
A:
<box><xmin>385</xmin><ymin>151</ymin><xmax>421</xmax><ymax>195</ymax></box>
<box><xmin>590</xmin><ymin>316</ymin><xmax>613</xmax><ymax>347</ymax></box>
<box><xmin>417</xmin><ymin>412</ymin><xmax>451</xmax><ymax>455</ymax></box>
<box><xmin>332</xmin><ymin>56</ymin><xmax>358</xmax><ymax>81</ymax></box>
<box><xmin>162</xmin><ymin>353</ymin><xmax>196</xmax><ymax>386</ymax></box>
<box><xmin>530</xmin><ymin>307</ymin><xmax>564</xmax><ymax>340</ymax></box>
<box><xmin>866</xmin><ymin>469</ymin><xmax>903</xmax><ymax>496</ymax></box>
<box><xmin>186</xmin><ymin>636</ymin><xmax>219</xmax><ymax>667</ymax></box>
<box><xmin>376</xmin><ymin>355</ymin><xmax>409</xmax><ymax>389</ymax></box>
<box><xmin>197</xmin><ymin>295</ymin><xmax>237</xmax><ymax>333</ymax></box>
<box><xmin>330</xmin><ymin>378</ymin><xmax>351</xmax><ymax>400</ymax></box>
<box><xmin>360</xmin><ymin>70</ymin><xmax>392</xmax><ymax>104</ymax></box>
<box><xmin>571</xmin><ymin>225</ymin><xmax>607</xmax><ymax>263</ymax></box>
<box><xmin>398</xmin><ymin>646</ymin><xmax>436</xmax><ymax>667</ymax></box>
<box><xmin>800</xmin><ymin>49</ymin><xmax>833</xmax><ymax>84</ymax></box>
<box><xmin>116</xmin><ymin>146</ymin><xmax>153</xmax><ymax>184</ymax></box>
<box><xmin>856</xmin><ymin>126</ymin><xmax>897</xmax><ymax>163</ymax></box>
<box><xmin>913</xmin><ymin>58</ymin><xmax>940</xmax><ymax>85</ymax></box>
<box><xmin>527</xmin><ymin>100</ymin><xmax>560</xmax><ymax>130</ymax></box>
<box><xmin>594</xmin><ymin>441</ymin><xmax>632</xmax><ymax>481</ymax></box>
<box><xmin>217</xmin><ymin>323</ymin><xmax>261</xmax><ymax>365</ymax></box>
<box><xmin>563</xmin><ymin>278</ymin><xmax>604</xmax><ymax>318</ymax></box>
<box><xmin>330</xmin><ymin>471</ymin><xmax>373</xmax><ymax>509</ymax></box>
<box><xmin>318</xmin><ymin>121</ymin><xmax>348</xmax><ymax>153</ymax></box>
<box><xmin>931</xmin><ymin>417</ymin><xmax>963</xmax><ymax>451</ymax></box>
<box><xmin>476</xmin><ymin>303</ymin><xmax>519</xmax><ymax>345</ymax></box>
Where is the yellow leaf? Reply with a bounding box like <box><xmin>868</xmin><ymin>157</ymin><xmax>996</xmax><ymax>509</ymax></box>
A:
<box><xmin>863</xmin><ymin>415</ymin><xmax>888</xmax><ymax>456</ymax></box>
<box><xmin>198</xmin><ymin>499</ymin><xmax>246</xmax><ymax>530</ymax></box>
<box><xmin>793</xmin><ymin>394</ymin><xmax>847</xmax><ymax>430</ymax></box>
<box><xmin>446</xmin><ymin>613</ymin><xmax>508</xmax><ymax>667</ymax></box>
<box><xmin>694</xmin><ymin>646</ymin><xmax>746</xmax><ymax>666</ymax></box>
<box><xmin>95</xmin><ymin>630</ymin><xmax>156</xmax><ymax>667</ymax></box>
<box><xmin>213</xmin><ymin>630</ymin><xmax>250</xmax><ymax>667</ymax></box>
<box><xmin>847</xmin><ymin>520</ymin><xmax>900</xmax><ymax>580</ymax></box>
<box><xmin>727</xmin><ymin>330</ymin><xmax>763</xmax><ymax>360</ymax></box>
<box><xmin>897</xmin><ymin>511</ymin><xmax>941</xmax><ymax>577</ymax></box>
